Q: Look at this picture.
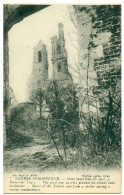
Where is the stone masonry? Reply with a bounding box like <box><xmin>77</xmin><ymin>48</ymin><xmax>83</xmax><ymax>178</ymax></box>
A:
<box><xmin>76</xmin><ymin>5</ymin><xmax>121</xmax><ymax>116</ymax></box>
<box><xmin>51</xmin><ymin>23</ymin><xmax>73</xmax><ymax>88</ymax></box>
<box><xmin>28</xmin><ymin>40</ymin><xmax>49</xmax><ymax>97</ymax></box>
<box><xmin>28</xmin><ymin>23</ymin><xmax>73</xmax><ymax>97</ymax></box>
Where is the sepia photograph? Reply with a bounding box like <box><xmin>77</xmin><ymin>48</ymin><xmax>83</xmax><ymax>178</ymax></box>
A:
<box><xmin>3</xmin><ymin>3</ymin><xmax>121</xmax><ymax>193</ymax></box>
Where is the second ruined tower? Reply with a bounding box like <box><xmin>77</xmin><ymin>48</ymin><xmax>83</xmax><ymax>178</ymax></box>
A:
<box><xmin>51</xmin><ymin>23</ymin><xmax>71</xmax><ymax>81</ymax></box>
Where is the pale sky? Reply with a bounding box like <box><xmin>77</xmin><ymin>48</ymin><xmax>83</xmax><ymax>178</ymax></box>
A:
<box><xmin>9</xmin><ymin>4</ymin><xmax>78</xmax><ymax>103</ymax></box>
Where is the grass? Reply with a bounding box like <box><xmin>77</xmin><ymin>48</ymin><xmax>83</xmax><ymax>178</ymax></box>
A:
<box><xmin>4</xmin><ymin>107</ymin><xmax>121</xmax><ymax>171</ymax></box>
<box><xmin>5</xmin><ymin>131</ymin><xmax>33</xmax><ymax>150</ymax></box>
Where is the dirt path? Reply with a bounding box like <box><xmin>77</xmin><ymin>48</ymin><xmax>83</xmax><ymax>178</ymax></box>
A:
<box><xmin>4</xmin><ymin>133</ymin><xmax>66</xmax><ymax>173</ymax></box>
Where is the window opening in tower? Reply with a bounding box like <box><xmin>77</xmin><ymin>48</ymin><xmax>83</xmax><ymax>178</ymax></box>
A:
<box><xmin>38</xmin><ymin>51</ymin><xmax>42</xmax><ymax>62</ymax></box>
<box><xmin>58</xmin><ymin>63</ymin><xmax>61</xmax><ymax>72</ymax></box>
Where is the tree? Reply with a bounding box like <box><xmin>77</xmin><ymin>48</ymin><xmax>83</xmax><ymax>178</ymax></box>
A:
<box><xmin>45</xmin><ymin>80</ymin><xmax>64</xmax><ymax>119</ymax></box>
<box><xmin>45</xmin><ymin>80</ymin><xmax>80</xmax><ymax>162</ymax></box>
<box><xmin>30</xmin><ymin>87</ymin><xmax>44</xmax><ymax>119</ymax></box>
<box><xmin>45</xmin><ymin>80</ymin><xmax>79</xmax><ymax>122</ymax></box>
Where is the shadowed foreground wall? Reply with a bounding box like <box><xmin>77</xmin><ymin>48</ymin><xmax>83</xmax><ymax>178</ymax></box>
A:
<box><xmin>76</xmin><ymin>5</ymin><xmax>121</xmax><ymax>118</ymax></box>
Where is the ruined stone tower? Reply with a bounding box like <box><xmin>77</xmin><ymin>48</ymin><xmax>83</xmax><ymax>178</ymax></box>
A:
<box><xmin>28</xmin><ymin>23</ymin><xmax>73</xmax><ymax>100</ymax></box>
<box><xmin>51</xmin><ymin>23</ymin><xmax>72</xmax><ymax>81</ymax></box>
<box><xmin>33</xmin><ymin>40</ymin><xmax>48</xmax><ymax>81</ymax></box>
<box><xmin>28</xmin><ymin>40</ymin><xmax>49</xmax><ymax>97</ymax></box>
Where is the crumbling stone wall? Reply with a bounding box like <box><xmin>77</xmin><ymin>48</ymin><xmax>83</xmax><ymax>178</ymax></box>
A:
<box><xmin>77</xmin><ymin>5</ymin><xmax>121</xmax><ymax>117</ymax></box>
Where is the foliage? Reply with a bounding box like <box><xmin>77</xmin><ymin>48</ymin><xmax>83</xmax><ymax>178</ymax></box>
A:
<box><xmin>45</xmin><ymin>80</ymin><xmax>79</xmax><ymax>122</ymax></box>
<box><xmin>77</xmin><ymin>77</ymin><xmax>121</xmax><ymax>169</ymax></box>
<box><xmin>45</xmin><ymin>80</ymin><xmax>64</xmax><ymax>119</ymax></box>
<box><xmin>30</xmin><ymin>87</ymin><xmax>44</xmax><ymax>119</ymax></box>
<box><xmin>45</xmin><ymin>80</ymin><xmax>80</xmax><ymax>163</ymax></box>
<box><xmin>7</xmin><ymin>105</ymin><xmax>33</xmax><ymax>150</ymax></box>
<box><xmin>10</xmin><ymin>105</ymin><xmax>26</xmax><ymax>128</ymax></box>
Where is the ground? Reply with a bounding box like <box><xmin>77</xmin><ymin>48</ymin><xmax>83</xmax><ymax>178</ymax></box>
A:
<box><xmin>4</xmin><ymin>116</ymin><xmax>121</xmax><ymax>172</ymax></box>
<box><xmin>4</xmin><ymin>118</ymin><xmax>77</xmax><ymax>173</ymax></box>
<box><xmin>4</xmin><ymin>137</ymin><xmax>62</xmax><ymax>173</ymax></box>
